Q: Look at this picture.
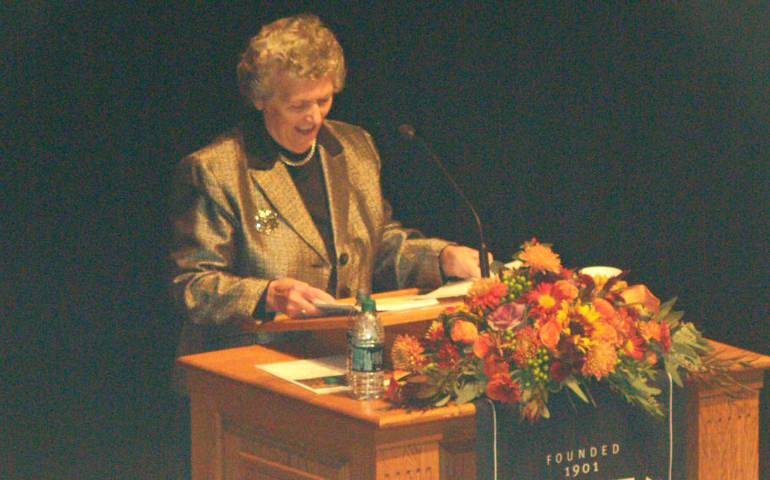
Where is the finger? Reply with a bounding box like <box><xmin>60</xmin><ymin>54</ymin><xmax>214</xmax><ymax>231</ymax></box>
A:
<box><xmin>309</xmin><ymin>288</ymin><xmax>337</xmax><ymax>303</ymax></box>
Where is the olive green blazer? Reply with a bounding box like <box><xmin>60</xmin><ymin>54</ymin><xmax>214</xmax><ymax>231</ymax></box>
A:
<box><xmin>170</xmin><ymin>118</ymin><xmax>450</xmax><ymax>356</ymax></box>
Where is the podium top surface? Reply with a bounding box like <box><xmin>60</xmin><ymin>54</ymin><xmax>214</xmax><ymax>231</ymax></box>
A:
<box><xmin>177</xmin><ymin>342</ymin><xmax>477</xmax><ymax>429</ymax></box>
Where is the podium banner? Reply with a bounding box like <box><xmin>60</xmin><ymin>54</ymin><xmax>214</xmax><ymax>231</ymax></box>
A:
<box><xmin>475</xmin><ymin>375</ymin><xmax>686</xmax><ymax>480</ymax></box>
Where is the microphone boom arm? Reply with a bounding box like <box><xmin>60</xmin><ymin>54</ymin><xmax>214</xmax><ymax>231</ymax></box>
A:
<box><xmin>398</xmin><ymin>124</ymin><xmax>491</xmax><ymax>278</ymax></box>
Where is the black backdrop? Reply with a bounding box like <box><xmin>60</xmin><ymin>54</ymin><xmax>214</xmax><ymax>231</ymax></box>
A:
<box><xmin>4</xmin><ymin>2</ymin><xmax>768</xmax><ymax>478</ymax></box>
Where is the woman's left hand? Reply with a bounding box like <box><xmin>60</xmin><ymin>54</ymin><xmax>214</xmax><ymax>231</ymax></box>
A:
<box><xmin>439</xmin><ymin>245</ymin><xmax>493</xmax><ymax>279</ymax></box>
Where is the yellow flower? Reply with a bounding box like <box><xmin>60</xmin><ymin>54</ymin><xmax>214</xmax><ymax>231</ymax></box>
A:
<box><xmin>519</xmin><ymin>242</ymin><xmax>562</xmax><ymax>274</ymax></box>
<box><xmin>538</xmin><ymin>294</ymin><xmax>556</xmax><ymax>309</ymax></box>
<box><xmin>391</xmin><ymin>334</ymin><xmax>425</xmax><ymax>370</ymax></box>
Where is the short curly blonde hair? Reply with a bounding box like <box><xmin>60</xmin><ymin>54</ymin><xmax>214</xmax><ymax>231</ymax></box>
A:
<box><xmin>237</xmin><ymin>14</ymin><xmax>346</xmax><ymax>105</ymax></box>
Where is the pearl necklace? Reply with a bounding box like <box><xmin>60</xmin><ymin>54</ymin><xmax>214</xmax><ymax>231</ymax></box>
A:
<box><xmin>279</xmin><ymin>139</ymin><xmax>316</xmax><ymax>167</ymax></box>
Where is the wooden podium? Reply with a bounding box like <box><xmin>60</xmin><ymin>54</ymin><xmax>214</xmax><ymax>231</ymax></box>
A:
<box><xmin>177</xmin><ymin>293</ymin><xmax>769</xmax><ymax>479</ymax></box>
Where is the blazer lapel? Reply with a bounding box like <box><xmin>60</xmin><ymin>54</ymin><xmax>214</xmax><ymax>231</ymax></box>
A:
<box><xmin>320</xmin><ymin>139</ymin><xmax>350</xmax><ymax>260</ymax></box>
<box><xmin>249</xmin><ymin>162</ymin><xmax>330</xmax><ymax>265</ymax></box>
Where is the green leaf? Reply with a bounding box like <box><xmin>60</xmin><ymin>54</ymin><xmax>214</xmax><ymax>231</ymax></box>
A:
<box><xmin>662</xmin><ymin>310</ymin><xmax>684</xmax><ymax>326</ymax></box>
<box><xmin>629</xmin><ymin>375</ymin><xmax>661</xmax><ymax>397</ymax></box>
<box><xmin>664</xmin><ymin>358</ymin><xmax>684</xmax><ymax>387</ymax></box>
<box><xmin>653</xmin><ymin>297</ymin><xmax>677</xmax><ymax>321</ymax></box>
<box><xmin>541</xmin><ymin>404</ymin><xmax>550</xmax><ymax>419</ymax></box>
<box><xmin>564</xmin><ymin>377</ymin><xmax>589</xmax><ymax>404</ymax></box>
<box><xmin>455</xmin><ymin>379</ymin><xmax>485</xmax><ymax>404</ymax></box>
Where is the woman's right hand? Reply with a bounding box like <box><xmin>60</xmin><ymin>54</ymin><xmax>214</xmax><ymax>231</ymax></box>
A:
<box><xmin>265</xmin><ymin>278</ymin><xmax>337</xmax><ymax>318</ymax></box>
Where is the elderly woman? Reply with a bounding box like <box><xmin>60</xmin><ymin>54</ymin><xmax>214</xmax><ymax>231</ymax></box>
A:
<box><xmin>170</xmin><ymin>14</ymin><xmax>485</xmax><ymax>357</ymax></box>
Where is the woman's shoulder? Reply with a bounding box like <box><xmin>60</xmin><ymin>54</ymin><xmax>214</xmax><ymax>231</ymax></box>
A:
<box><xmin>186</xmin><ymin>127</ymin><xmax>246</xmax><ymax>164</ymax></box>
<box><xmin>174</xmin><ymin>127</ymin><xmax>255</xmax><ymax>189</ymax></box>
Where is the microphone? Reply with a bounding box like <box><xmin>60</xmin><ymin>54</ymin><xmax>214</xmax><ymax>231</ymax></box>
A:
<box><xmin>398</xmin><ymin>124</ymin><xmax>491</xmax><ymax>278</ymax></box>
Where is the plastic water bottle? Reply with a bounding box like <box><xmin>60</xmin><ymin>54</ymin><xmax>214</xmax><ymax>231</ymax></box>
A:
<box><xmin>348</xmin><ymin>293</ymin><xmax>384</xmax><ymax>399</ymax></box>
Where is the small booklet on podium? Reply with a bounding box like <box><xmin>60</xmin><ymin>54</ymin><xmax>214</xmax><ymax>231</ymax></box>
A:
<box><xmin>256</xmin><ymin>355</ymin><xmax>350</xmax><ymax>394</ymax></box>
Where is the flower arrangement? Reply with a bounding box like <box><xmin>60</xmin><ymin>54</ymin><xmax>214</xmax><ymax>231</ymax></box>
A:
<box><xmin>387</xmin><ymin>239</ymin><xmax>714</xmax><ymax>421</ymax></box>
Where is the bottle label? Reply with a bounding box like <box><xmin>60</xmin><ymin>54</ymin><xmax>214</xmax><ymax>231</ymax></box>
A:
<box><xmin>351</xmin><ymin>344</ymin><xmax>384</xmax><ymax>372</ymax></box>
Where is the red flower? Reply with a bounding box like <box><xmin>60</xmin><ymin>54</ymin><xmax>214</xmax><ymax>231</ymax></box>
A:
<box><xmin>435</xmin><ymin>343</ymin><xmax>462</xmax><ymax>368</ymax></box>
<box><xmin>526</xmin><ymin>282</ymin><xmax>556</xmax><ymax>308</ymax></box>
<box><xmin>466</xmin><ymin>278</ymin><xmax>508</xmax><ymax>314</ymax></box>
<box><xmin>623</xmin><ymin>334</ymin><xmax>645</xmax><ymax>361</ymax></box>
<box><xmin>483</xmin><ymin>354</ymin><xmax>509</xmax><ymax>378</ymax></box>
<box><xmin>659</xmin><ymin>323</ymin><xmax>672</xmax><ymax>352</ymax></box>
<box><xmin>485</xmin><ymin>373</ymin><xmax>521</xmax><ymax>403</ymax></box>
<box><xmin>385</xmin><ymin>375</ymin><xmax>401</xmax><ymax>403</ymax></box>
<box><xmin>549</xmin><ymin>360</ymin><xmax>570</xmax><ymax>382</ymax></box>
<box><xmin>423</xmin><ymin>321</ymin><xmax>447</xmax><ymax>350</ymax></box>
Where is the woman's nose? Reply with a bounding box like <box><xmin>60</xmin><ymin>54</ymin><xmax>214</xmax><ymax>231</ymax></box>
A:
<box><xmin>306</xmin><ymin>104</ymin><xmax>322</xmax><ymax>124</ymax></box>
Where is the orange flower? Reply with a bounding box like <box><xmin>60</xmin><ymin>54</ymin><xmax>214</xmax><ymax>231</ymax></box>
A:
<box><xmin>638</xmin><ymin>321</ymin><xmax>672</xmax><ymax>352</ymax></box>
<box><xmin>581</xmin><ymin>342</ymin><xmax>617</xmax><ymax>380</ymax></box>
<box><xmin>591</xmin><ymin>320</ymin><xmax>619</xmax><ymax>346</ymax></box>
<box><xmin>450</xmin><ymin>320</ymin><xmax>479</xmax><ymax>344</ymax></box>
<box><xmin>592</xmin><ymin>297</ymin><xmax>617</xmax><ymax>322</ymax></box>
<box><xmin>473</xmin><ymin>332</ymin><xmax>496</xmax><ymax>359</ymax></box>
<box><xmin>644</xmin><ymin>350</ymin><xmax>658</xmax><ymax>366</ymax></box>
<box><xmin>539</xmin><ymin>318</ymin><xmax>562</xmax><ymax>350</ymax></box>
<box><xmin>610</xmin><ymin>306</ymin><xmax>636</xmax><ymax>340</ymax></box>
<box><xmin>519</xmin><ymin>242</ymin><xmax>562</xmax><ymax>274</ymax></box>
<box><xmin>638</xmin><ymin>320</ymin><xmax>662</xmax><ymax>343</ymax></box>
<box><xmin>620</xmin><ymin>284</ymin><xmax>660</xmax><ymax>314</ymax></box>
<box><xmin>485</xmin><ymin>373</ymin><xmax>521</xmax><ymax>403</ymax></box>
<box><xmin>553</xmin><ymin>280</ymin><xmax>579</xmax><ymax>301</ymax></box>
<box><xmin>391</xmin><ymin>334</ymin><xmax>425</xmax><ymax>370</ymax></box>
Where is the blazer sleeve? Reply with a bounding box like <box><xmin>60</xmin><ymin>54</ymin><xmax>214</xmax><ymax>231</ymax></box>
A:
<box><xmin>351</xmin><ymin>129</ymin><xmax>451</xmax><ymax>291</ymax></box>
<box><xmin>169</xmin><ymin>155</ymin><xmax>269</xmax><ymax>327</ymax></box>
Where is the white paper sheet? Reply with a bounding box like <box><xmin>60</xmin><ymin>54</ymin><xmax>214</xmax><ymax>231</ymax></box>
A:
<box><xmin>373</xmin><ymin>296</ymin><xmax>439</xmax><ymax>311</ymax></box>
<box><xmin>256</xmin><ymin>355</ymin><xmax>350</xmax><ymax>394</ymax></box>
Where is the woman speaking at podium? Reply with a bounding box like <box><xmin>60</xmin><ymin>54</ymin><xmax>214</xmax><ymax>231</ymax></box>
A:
<box><xmin>169</xmin><ymin>14</ymin><xmax>486</xmax><ymax>358</ymax></box>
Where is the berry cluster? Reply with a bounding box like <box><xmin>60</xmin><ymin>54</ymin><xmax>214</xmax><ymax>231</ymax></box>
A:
<box><xmin>521</xmin><ymin>346</ymin><xmax>551</xmax><ymax>388</ymax></box>
<box><xmin>501</xmin><ymin>269</ymin><xmax>532</xmax><ymax>303</ymax></box>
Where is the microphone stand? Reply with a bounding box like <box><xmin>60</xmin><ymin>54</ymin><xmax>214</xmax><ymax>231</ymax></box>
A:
<box><xmin>398</xmin><ymin>125</ymin><xmax>490</xmax><ymax>278</ymax></box>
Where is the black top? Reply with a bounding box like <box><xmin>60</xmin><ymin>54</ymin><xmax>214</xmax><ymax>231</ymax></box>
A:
<box><xmin>273</xmin><ymin>138</ymin><xmax>338</xmax><ymax>294</ymax></box>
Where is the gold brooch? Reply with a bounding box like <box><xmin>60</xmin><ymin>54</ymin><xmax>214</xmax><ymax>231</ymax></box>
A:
<box><xmin>255</xmin><ymin>208</ymin><xmax>279</xmax><ymax>234</ymax></box>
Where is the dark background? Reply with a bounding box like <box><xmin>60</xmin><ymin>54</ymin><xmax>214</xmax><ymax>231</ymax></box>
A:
<box><xmin>4</xmin><ymin>2</ymin><xmax>768</xmax><ymax>478</ymax></box>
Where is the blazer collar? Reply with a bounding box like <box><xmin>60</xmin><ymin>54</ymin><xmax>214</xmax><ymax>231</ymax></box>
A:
<box><xmin>240</xmin><ymin>114</ymin><xmax>343</xmax><ymax>170</ymax></box>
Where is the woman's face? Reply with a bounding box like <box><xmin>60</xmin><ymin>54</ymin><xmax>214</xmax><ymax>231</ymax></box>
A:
<box><xmin>256</xmin><ymin>73</ymin><xmax>334</xmax><ymax>154</ymax></box>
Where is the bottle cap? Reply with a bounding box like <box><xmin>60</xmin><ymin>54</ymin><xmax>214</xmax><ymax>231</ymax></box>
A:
<box><xmin>360</xmin><ymin>297</ymin><xmax>376</xmax><ymax>312</ymax></box>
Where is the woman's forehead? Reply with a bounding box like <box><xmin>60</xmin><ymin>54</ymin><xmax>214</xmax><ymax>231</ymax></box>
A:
<box><xmin>274</xmin><ymin>74</ymin><xmax>334</xmax><ymax>101</ymax></box>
